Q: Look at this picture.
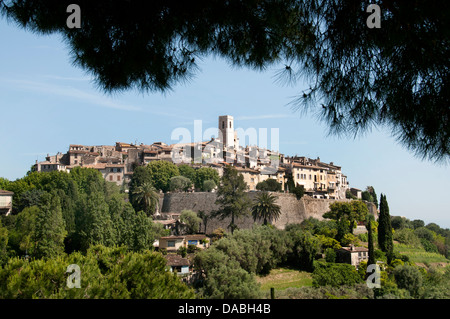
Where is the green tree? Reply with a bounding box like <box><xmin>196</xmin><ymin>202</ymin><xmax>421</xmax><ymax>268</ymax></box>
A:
<box><xmin>194</xmin><ymin>248</ymin><xmax>261</xmax><ymax>299</ymax></box>
<box><xmin>202</xmin><ymin>179</ymin><xmax>216</xmax><ymax>192</ymax></box>
<box><xmin>213</xmin><ymin>165</ymin><xmax>250</xmax><ymax>234</ymax></box>
<box><xmin>179</xmin><ymin>210</ymin><xmax>202</xmax><ymax>234</ymax></box>
<box><xmin>178</xmin><ymin>164</ymin><xmax>196</xmax><ymax>182</ymax></box>
<box><xmin>312</xmin><ymin>262</ymin><xmax>363</xmax><ymax>287</ymax></box>
<box><xmin>76</xmin><ymin>192</ymin><xmax>114</xmax><ymax>251</ymax></box>
<box><xmin>323</xmin><ymin>201</ymin><xmax>369</xmax><ymax>241</ymax></box>
<box><xmin>256</xmin><ymin>179</ymin><xmax>282</xmax><ymax>192</ymax></box>
<box><xmin>147</xmin><ymin>161</ymin><xmax>180</xmax><ymax>192</ymax></box>
<box><xmin>378</xmin><ymin>194</ymin><xmax>394</xmax><ymax>263</ymax></box>
<box><xmin>287</xmin><ymin>228</ymin><xmax>321</xmax><ymax>272</ymax></box>
<box><xmin>0</xmin><ymin>219</ymin><xmax>8</xmax><ymax>265</ymax></box>
<box><xmin>132</xmin><ymin>211</ymin><xmax>156</xmax><ymax>251</ymax></box>
<box><xmin>129</xmin><ymin>165</ymin><xmax>153</xmax><ymax>211</ymax></box>
<box><xmin>34</xmin><ymin>194</ymin><xmax>67</xmax><ymax>258</ymax></box>
<box><xmin>0</xmin><ymin>245</ymin><xmax>195</xmax><ymax>299</ymax></box>
<box><xmin>251</xmin><ymin>192</ymin><xmax>282</xmax><ymax>226</ymax></box>
<box><xmin>393</xmin><ymin>265</ymin><xmax>423</xmax><ymax>298</ymax></box>
<box><xmin>132</xmin><ymin>182</ymin><xmax>160</xmax><ymax>216</ymax></box>
<box><xmin>169</xmin><ymin>175</ymin><xmax>192</xmax><ymax>192</ymax></box>
<box><xmin>367</xmin><ymin>217</ymin><xmax>376</xmax><ymax>267</ymax></box>
<box><xmin>70</xmin><ymin>167</ymin><xmax>105</xmax><ymax>195</ymax></box>
<box><xmin>195</xmin><ymin>167</ymin><xmax>220</xmax><ymax>191</ymax></box>
<box><xmin>9</xmin><ymin>206</ymin><xmax>39</xmax><ymax>257</ymax></box>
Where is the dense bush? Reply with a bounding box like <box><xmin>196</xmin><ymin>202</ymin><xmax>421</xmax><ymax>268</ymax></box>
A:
<box><xmin>312</xmin><ymin>262</ymin><xmax>363</xmax><ymax>287</ymax></box>
<box><xmin>0</xmin><ymin>245</ymin><xmax>195</xmax><ymax>299</ymax></box>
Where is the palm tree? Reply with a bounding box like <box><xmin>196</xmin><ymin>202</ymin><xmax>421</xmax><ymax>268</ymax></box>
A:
<box><xmin>132</xmin><ymin>182</ymin><xmax>160</xmax><ymax>216</ymax></box>
<box><xmin>251</xmin><ymin>192</ymin><xmax>281</xmax><ymax>226</ymax></box>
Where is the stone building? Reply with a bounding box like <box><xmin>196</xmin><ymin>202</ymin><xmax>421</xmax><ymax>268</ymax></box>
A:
<box><xmin>0</xmin><ymin>189</ymin><xmax>13</xmax><ymax>215</ymax></box>
<box><xmin>336</xmin><ymin>245</ymin><xmax>369</xmax><ymax>268</ymax></box>
<box><xmin>33</xmin><ymin>115</ymin><xmax>350</xmax><ymax>194</ymax></box>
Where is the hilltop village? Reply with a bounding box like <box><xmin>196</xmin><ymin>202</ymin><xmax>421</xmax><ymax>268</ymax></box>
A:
<box><xmin>34</xmin><ymin>115</ymin><xmax>352</xmax><ymax>200</ymax></box>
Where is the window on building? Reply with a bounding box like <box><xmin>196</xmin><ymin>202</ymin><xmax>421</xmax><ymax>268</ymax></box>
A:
<box><xmin>222</xmin><ymin>121</ymin><xmax>224</xmax><ymax>129</ymax></box>
<box><xmin>168</xmin><ymin>241</ymin><xmax>175</xmax><ymax>247</ymax></box>
<box><xmin>117</xmin><ymin>175</ymin><xmax>121</xmax><ymax>181</ymax></box>
<box><xmin>110</xmin><ymin>175</ymin><xmax>113</xmax><ymax>181</ymax></box>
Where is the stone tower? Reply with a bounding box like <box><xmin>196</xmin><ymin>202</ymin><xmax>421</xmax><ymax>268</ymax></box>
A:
<box><xmin>218</xmin><ymin>115</ymin><xmax>235</xmax><ymax>149</ymax></box>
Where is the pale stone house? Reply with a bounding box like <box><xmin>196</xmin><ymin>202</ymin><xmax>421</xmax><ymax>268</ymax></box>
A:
<box><xmin>164</xmin><ymin>254</ymin><xmax>191</xmax><ymax>275</ymax></box>
<box><xmin>158</xmin><ymin>234</ymin><xmax>209</xmax><ymax>252</ymax></box>
<box><xmin>336</xmin><ymin>245</ymin><xmax>369</xmax><ymax>268</ymax></box>
<box><xmin>0</xmin><ymin>190</ymin><xmax>13</xmax><ymax>215</ymax></box>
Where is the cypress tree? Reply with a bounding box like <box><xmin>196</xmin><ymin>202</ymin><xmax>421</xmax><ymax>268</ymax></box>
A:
<box><xmin>377</xmin><ymin>194</ymin><xmax>393</xmax><ymax>263</ymax></box>
<box><xmin>367</xmin><ymin>219</ymin><xmax>375</xmax><ymax>266</ymax></box>
<box><xmin>34</xmin><ymin>194</ymin><xmax>67</xmax><ymax>258</ymax></box>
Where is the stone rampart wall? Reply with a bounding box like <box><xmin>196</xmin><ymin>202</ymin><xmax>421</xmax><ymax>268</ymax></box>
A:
<box><xmin>159</xmin><ymin>192</ymin><xmax>377</xmax><ymax>234</ymax></box>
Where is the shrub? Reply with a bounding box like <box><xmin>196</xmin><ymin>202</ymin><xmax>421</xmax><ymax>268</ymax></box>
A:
<box><xmin>393</xmin><ymin>265</ymin><xmax>423</xmax><ymax>298</ymax></box>
<box><xmin>169</xmin><ymin>176</ymin><xmax>192</xmax><ymax>192</ymax></box>
<box><xmin>325</xmin><ymin>248</ymin><xmax>336</xmax><ymax>263</ymax></box>
<box><xmin>202</xmin><ymin>179</ymin><xmax>216</xmax><ymax>192</ymax></box>
<box><xmin>312</xmin><ymin>262</ymin><xmax>363</xmax><ymax>287</ymax></box>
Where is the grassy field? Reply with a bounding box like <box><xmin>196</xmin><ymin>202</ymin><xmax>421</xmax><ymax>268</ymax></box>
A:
<box><xmin>395</xmin><ymin>243</ymin><xmax>449</xmax><ymax>265</ymax></box>
<box><xmin>256</xmin><ymin>267</ymin><xmax>313</xmax><ymax>291</ymax></box>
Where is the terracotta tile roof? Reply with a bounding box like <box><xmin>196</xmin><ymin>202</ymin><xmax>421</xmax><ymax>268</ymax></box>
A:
<box><xmin>0</xmin><ymin>190</ymin><xmax>14</xmax><ymax>195</ymax></box>
<box><xmin>164</xmin><ymin>254</ymin><xmax>190</xmax><ymax>267</ymax></box>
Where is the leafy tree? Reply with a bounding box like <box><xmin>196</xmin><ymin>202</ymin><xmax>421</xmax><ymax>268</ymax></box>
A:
<box><xmin>393</xmin><ymin>265</ymin><xmax>423</xmax><ymax>298</ymax></box>
<box><xmin>312</xmin><ymin>262</ymin><xmax>363</xmax><ymax>288</ymax></box>
<box><xmin>391</xmin><ymin>216</ymin><xmax>407</xmax><ymax>230</ymax></box>
<box><xmin>3</xmin><ymin>1</ymin><xmax>447</xmax><ymax>161</ymax></box>
<box><xmin>132</xmin><ymin>211</ymin><xmax>156</xmax><ymax>251</ymax></box>
<box><xmin>194</xmin><ymin>248</ymin><xmax>261</xmax><ymax>299</ymax></box>
<box><xmin>256</xmin><ymin>179</ymin><xmax>282</xmax><ymax>192</ymax></box>
<box><xmin>367</xmin><ymin>218</ymin><xmax>376</xmax><ymax>267</ymax></box>
<box><xmin>0</xmin><ymin>177</ymin><xmax>9</xmax><ymax>190</ymax></box>
<box><xmin>0</xmin><ymin>245</ymin><xmax>195</xmax><ymax>299</ymax></box>
<box><xmin>128</xmin><ymin>165</ymin><xmax>153</xmax><ymax>210</ymax></box>
<box><xmin>0</xmin><ymin>219</ymin><xmax>8</xmax><ymax>265</ymax></box>
<box><xmin>70</xmin><ymin>167</ymin><xmax>105</xmax><ymax>195</ymax></box>
<box><xmin>18</xmin><ymin>189</ymin><xmax>46</xmax><ymax>211</ymax></box>
<box><xmin>34</xmin><ymin>194</ymin><xmax>67</xmax><ymax>258</ymax></box>
<box><xmin>195</xmin><ymin>167</ymin><xmax>220</xmax><ymax>191</ymax></box>
<box><xmin>292</xmin><ymin>185</ymin><xmax>305</xmax><ymax>200</ymax></box>
<box><xmin>169</xmin><ymin>175</ymin><xmax>192</xmax><ymax>192</ymax></box>
<box><xmin>323</xmin><ymin>201</ymin><xmax>369</xmax><ymax>241</ymax></box>
<box><xmin>412</xmin><ymin>219</ymin><xmax>425</xmax><ymax>229</ymax></box>
<box><xmin>288</xmin><ymin>229</ymin><xmax>321</xmax><ymax>272</ymax></box>
<box><xmin>202</xmin><ymin>179</ymin><xmax>216</xmax><ymax>192</ymax></box>
<box><xmin>251</xmin><ymin>192</ymin><xmax>282</xmax><ymax>226</ymax></box>
<box><xmin>75</xmin><ymin>191</ymin><xmax>114</xmax><ymax>251</ymax></box>
<box><xmin>213</xmin><ymin>165</ymin><xmax>250</xmax><ymax>234</ymax></box>
<box><xmin>324</xmin><ymin>248</ymin><xmax>336</xmax><ymax>263</ymax></box>
<box><xmin>9</xmin><ymin>206</ymin><xmax>39</xmax><ymax>257</ymax></box>
<box><xmin>146</xmin><ymin>161</ymin><xmax>180</xmax><ymax>192</ymax></box>
<box><xmin>132</xmin><ymin>182</ymin><xmax>160</xmax><ymax>216</ymax></box>
<box><xmin>178</xmin><ymin>164</ymin><xmax>196</xmax><ymax>182</ymax></box>
<box><xmin>378</xmin><ymin>194</ymin><xmax>393</xmax><ymax>263</ymax></box>
<box><xmin>179</xmin><ymin>210</ymin><xmax>202</xmax><ymax>234</ymax></box>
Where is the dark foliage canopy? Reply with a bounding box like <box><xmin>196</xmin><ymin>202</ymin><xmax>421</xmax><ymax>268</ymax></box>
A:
<box><xmin>1</xmin><ymin>0</ymin><xmax>448</xmax><ymax>161</ymax></box>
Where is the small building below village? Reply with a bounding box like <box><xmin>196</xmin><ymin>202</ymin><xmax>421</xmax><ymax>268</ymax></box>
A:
<box><xmin>336</xmin><ymin>245</ymin><xmax>369</xmax><ymax>268</ymax></box>
<box><xmin>163</xmin><ymin>254</ymin><xmax>191</xmax><ymax>275</ymax></box>
<box><xmin>0</xmin><ymin>190</ymin><xmax>13</xmax><ymax>215</ymax></box>
<box><xmin>158</xmin><ymin>234</ymin><xmax>209</xmax><ymax>252</ymax></box>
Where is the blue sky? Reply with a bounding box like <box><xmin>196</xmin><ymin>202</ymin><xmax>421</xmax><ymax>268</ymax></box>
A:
<box><xmin>1</xmin><ymin>18</ymin><xmax>449</xmax><ymax>228</ymax></box>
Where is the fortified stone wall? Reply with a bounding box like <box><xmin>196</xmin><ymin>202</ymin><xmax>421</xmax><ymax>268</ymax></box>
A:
<box><xmin>160</xmin><ymin>192</ymin><xmax>377</xmax><ymax>234</ymax></box>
